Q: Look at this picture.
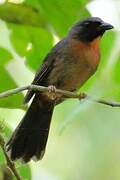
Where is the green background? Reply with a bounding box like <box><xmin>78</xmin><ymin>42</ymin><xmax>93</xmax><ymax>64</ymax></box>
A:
<box><xmin>0</xmin><ymin>0</ymin><xmax>120</xmax><ymax>179</ymax></box>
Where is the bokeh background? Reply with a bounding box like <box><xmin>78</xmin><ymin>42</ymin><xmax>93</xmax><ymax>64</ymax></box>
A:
<box><xmin>0</xmin><ymin>0</ymin><xmax>120</xmax><ymax>179</ymax></box>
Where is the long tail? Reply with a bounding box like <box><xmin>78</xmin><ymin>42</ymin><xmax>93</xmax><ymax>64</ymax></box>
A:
<box><xmin>6</xmin><ymin>95</ymin><xmax>54</xmax><ymax>163</ymax></box>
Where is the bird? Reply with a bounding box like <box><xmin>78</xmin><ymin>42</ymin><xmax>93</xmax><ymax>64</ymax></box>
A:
<box><xmin>6</xmin><ymin>17</ymin><xmax>113</xmax><ymax>163</ymax></box>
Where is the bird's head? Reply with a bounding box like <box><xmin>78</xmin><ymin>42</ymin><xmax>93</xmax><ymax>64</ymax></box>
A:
<box><xmin>69</xmin><ymin>17</ymin><xmax>114</xmax><ymax>42</ymax></box>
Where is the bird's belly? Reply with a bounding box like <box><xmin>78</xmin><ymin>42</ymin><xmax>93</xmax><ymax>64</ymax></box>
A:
<box><xmin>59</xmin><ymin>64</ymin><xmax>94</xmax><ymax>91</ymax></box>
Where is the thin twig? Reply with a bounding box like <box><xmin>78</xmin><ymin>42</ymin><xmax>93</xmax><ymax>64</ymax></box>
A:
<box><xmin>0</xmin><ymin>85</ymin><xmax>120</xmax><ymax>107</ymax></box>
<box><xmin>0</xmin><ymin>134</ymin><xmax>22</xmax><ymax>180</ymax></box>
<box><xmin>84</xmin><ymin>95</ymin><xmax>120</xmax><ymax>107</ymax></box>
<box><xmin>0</xmin><ymin>85</ymin><xmax>79</xmax><ymax>99</ymax></box>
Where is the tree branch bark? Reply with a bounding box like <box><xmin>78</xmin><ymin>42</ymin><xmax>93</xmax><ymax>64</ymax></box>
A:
<box><xmin>0</xmin><ymin>84</ymin><xmax>120</xmax><ymax>107</ymax></box>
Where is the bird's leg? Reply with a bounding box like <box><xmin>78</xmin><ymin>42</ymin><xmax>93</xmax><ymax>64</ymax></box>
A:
<box><xmin>47</xmin><ymin>85</ymin><xmax>57</xmax><ymax>100</ymax></box>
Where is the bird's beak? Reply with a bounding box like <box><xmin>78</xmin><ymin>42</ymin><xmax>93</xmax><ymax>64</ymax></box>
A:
<box><xmin>99</xmin><ymin>22</ymin><xmax>114</xmax><ymax>31</ymax></box>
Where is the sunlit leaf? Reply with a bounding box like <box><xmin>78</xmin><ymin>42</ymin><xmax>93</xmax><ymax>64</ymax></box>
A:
<box><xmin>0</xmin><ymin>47</ymin><xmax>12</xmax><ymax>66</ymax></box>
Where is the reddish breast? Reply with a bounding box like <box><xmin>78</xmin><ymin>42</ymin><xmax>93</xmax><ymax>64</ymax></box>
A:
<box><xmin>47</xmin><ymin>37</ymin><xmax>101</xmax><ymax>93</ymax></box>
<box><xmin>70</xmin><ymin>37</ymin><xmax>100</xmax><ymax>71</ymax></box>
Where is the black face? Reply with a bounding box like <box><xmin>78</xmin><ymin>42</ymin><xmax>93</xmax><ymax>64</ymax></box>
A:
<box><xmin>69</xmin><ymin>17</ymin><xmax>114</xmax><ymax>42</ymax></box>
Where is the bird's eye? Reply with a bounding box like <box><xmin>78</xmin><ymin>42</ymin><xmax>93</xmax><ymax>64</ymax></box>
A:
<box><xmin>84</xmin><ymin>22</ymin><xmax>89</xmax><ymax>25</ymax></box>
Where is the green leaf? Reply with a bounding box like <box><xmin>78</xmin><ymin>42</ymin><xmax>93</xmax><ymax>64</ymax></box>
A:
<box><xmin>8</xmin><ymin>24</ymin><xmax>53</xmax><ymax>70</ymax></box>
<box><xmin>0</xmin><ymin>119</ymin><xmax>12</xmax><ymax>164</ymax></box>
<box><xmin>0</xmin><ymin>148</ymin><xmax>5</xmax><ymax>164</ymax></box>
<box><xmin>0</xmin><ymin>47</ymin><xmax>12</xmax><ymax>66</ymax></box>
<box><xmin>112</xmin><ymin>55</ymin><xmax>120</xmax><ymax>100</ymax></box>
<box><xmin>8</xmin><ymin>24</ymin><xmax>31</xmax><ymax>56</ymax></box>
<box><xmin>0</xmin><ymin>67</ymin><xmax>24</xmax><ymax>108</ymax></box>
<box><xmin>25</xmin><ymin>0</ymin><xmax>90</xmax><ymax>36</ymax></box>
<box><xmin>26</xmin><ymin>27</ymin><xmax>53</xmax><ymax>70</ymax></box>
<box><xmin>113</xmin><ymin>56</ymin><xmax>120</xmax><ymax>84</ymax></box>
<box><xmin>0</xmin><ymin>2</ymin><xmax>46</xmax><ymax>28</ymax></box>
<box><xmin>100</xmin><ymin>31</ymin><xmax>116</xmax><ymax>69</ymax></box>
<box><xmin>16</xmin><ymin>164</ymin><xmax>31</xmax><ymax>180</ymax></box>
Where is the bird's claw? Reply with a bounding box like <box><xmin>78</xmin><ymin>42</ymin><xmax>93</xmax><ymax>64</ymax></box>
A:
<box><xmin>79</xmin><ymin>92</ymin><xmax>87</xmax><ymax>100</ymax></box>
<box><xmin>48</xmin><ymin>85</ymin><xmax>57</xmax><ymax>100</ymax></box>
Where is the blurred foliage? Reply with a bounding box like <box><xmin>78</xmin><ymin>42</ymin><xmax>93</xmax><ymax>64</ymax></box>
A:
<box><xmin>25</xmin><ymin>0</ymin><xmax>90</xmax><ymax>37</ymax></box>
<box><xmin>8</xmin><ymin>23</ymin><xmax>53</xmax><ymax>70</ymax></box>
<box><xmin>0</xmin><ymin>2</ymin><xmax>46</xmax><ymax>27</ymax></box>
<box><xmin>0</xmin><ymin>0</ymin><xmax>120</xmax><ymax>180</ymax></box>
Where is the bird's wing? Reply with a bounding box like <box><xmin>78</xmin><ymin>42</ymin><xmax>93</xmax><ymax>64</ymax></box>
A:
<box><xmin>24</xmin><ymin>38</ymin><xmax>67</xmax><ymax>104</ymax></box>
<box><xmin>24</xmin><ymin>53</ymin><xmax>55</xmax><ymax>104</ymax></box>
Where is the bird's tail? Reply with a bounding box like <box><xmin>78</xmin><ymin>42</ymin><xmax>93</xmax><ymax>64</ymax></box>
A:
<box><xmin>6</xmin><ymin>95</ymin><xmax>54</xmax><ymax>163</ymax></box>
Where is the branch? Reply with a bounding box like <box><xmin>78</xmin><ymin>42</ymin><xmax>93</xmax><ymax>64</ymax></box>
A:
<box><xmin>0</xmin><ymin>134</ymin><xmax>22</xmax><ymax>180</ymax></box>
<box><xmin>0</xmin><ymin>85</ymin><xmax>119</xmax><ymax>179</ymax></box>
<box><xmin>0</xmin><ymin>84</ymin><xmax>120</xmax><ymax>107</ymax></box>
<box><xmin>0</xmin><ymin>85</ymin><xmax>119</xmax><ymax>180</ymax></box>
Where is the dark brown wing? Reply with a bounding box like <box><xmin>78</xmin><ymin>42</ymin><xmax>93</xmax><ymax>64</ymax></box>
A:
<box><xmin>24</xmin><ymin>53</ymin><xmax>55</xmax><ymax>104</ymax></box>
<box><xmin>24</xmin><ymin>38</ymin><xmax>68</xmax><ymax>104</ymax></box>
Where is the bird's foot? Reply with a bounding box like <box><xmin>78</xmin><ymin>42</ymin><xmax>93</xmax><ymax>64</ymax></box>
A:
<box><xmin>79</xmin><ymin>92</ymin><xmax>87</xmax><ymax>100</ymax></box>
<box><xmin>48</xmin><ymin>85</ymin><xmax>57</xmax><ymax>100</ymax></box>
